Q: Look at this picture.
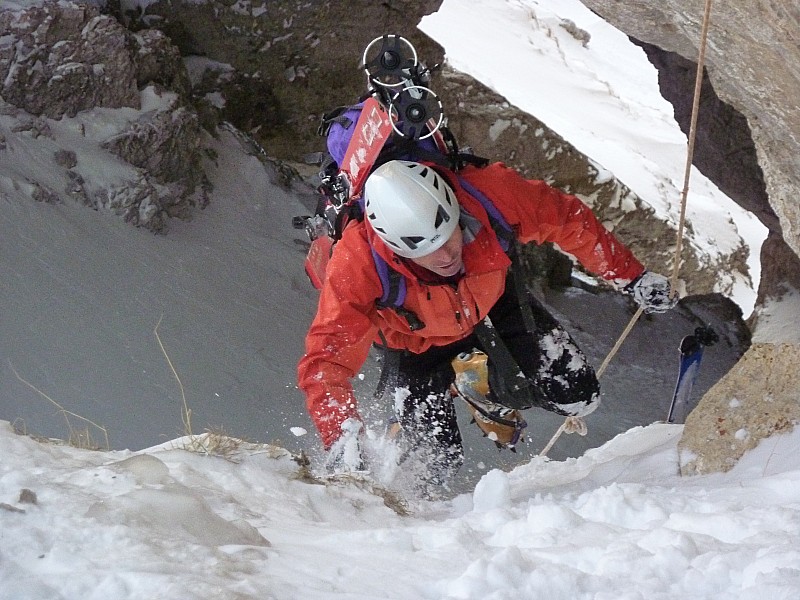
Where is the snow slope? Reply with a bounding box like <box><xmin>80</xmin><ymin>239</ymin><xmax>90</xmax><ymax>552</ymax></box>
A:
<box><xmin>2</xmin><ymin>421</ymin><xmax>799</xmax><ymax>599</ymax></box>
<box><xmin>0</xmin><ymin>119</ymin><xmax>319</xmax><ymax>454</ymax></box>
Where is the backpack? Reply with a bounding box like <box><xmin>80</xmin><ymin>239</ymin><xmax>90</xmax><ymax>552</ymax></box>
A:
<box><xmin>296</xmin><ymin>35</ymin><xmax>489</xmax><ymax>295</ymax></box>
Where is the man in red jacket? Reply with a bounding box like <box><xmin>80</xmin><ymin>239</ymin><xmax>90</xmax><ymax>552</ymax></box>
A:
<box><xmin>298</xmin><ymin>160</ymin><xmax>676</xmax><ymax>486</ymax></box>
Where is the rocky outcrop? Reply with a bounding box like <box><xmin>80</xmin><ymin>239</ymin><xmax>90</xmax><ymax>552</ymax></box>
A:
<box><xmin>679</xmin><ymin>343</ymin><xmax>800</xmax><ymax>475</ymax></box>
<box><xmin>0</xmin><ymin>1</ymin><xmax>208</xmax><ymax>231</ymax></box>
<box><xmin>99</xmin><ymin>96</ymin><xmax>209</xmax><ymax>229</ymax></box>
<box><xmin>0</xmin><ymin>3</ymin><xmax>140</xmax><ymax>117</ymax></box>
<box><xmin>115</xmin><ymin>0</ymin><xmax>445</xmax><ymax>160</ymax></box>
<box><xmin>132</xmin><ymin>29</ymin><xmax>191</xmax><ymax>96</ymax></box>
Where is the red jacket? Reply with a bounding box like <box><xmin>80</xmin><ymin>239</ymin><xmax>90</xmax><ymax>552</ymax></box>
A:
<box><xmin>298</xmin><ymin>162</ymin><xmax>644</xmax><ymax>447</ymax></box>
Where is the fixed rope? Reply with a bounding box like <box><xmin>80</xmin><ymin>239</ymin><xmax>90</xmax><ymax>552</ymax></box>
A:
<box><xmin>539</xmin><ymin>0</ymin><xmax>714</xmax><ymax>458</ymax></box>
<box><xmin>670</xmin><ymin>0</ymin><xmax>714</xmax><ymax>294</ymax></box>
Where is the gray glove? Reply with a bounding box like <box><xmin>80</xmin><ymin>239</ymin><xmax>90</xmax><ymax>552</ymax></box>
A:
<box><xmin>324</xmin><ymin>418</ymin><xmax>365</xmax><ymax>474</ymax></box>
<box><xmin>626</xmin><ymin>271</ymin><xmax>679</xmax><ymax>314</ymax></box>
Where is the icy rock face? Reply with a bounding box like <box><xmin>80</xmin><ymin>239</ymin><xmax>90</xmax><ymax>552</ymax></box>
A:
<box><xmin>0</xmin><ymin>1</ymin><xmax>208</xmax><ymax>231</ymax></box>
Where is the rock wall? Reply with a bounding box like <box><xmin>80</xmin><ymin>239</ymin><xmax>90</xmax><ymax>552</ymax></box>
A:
<box><xmin>581</xmin><ymin>0</ymin><xmax>800</xmax><ymax>277</ymax></box>
<box><xmin>629</xmin><ymin>38</ymin><xmax>800</xmax><ymax>339</ymax></box>
<box><xmin>584</xmin><ymin>0</ymin><xmax>800</xmax><ymax>300</ymax></box>
<box><xmin>582</xmin><ymin>0</ymin><xmax>800</xmax><ymax>470</ymax></box>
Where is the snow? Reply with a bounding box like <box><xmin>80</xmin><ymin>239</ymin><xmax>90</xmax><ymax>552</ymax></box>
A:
<box><xmin>1</xmin><ymin>0</ymin><xmax>795</xmax><ymax>598</ymax></box>
<box><xmin>2</xmin><ymin>421</ymin><xmax>799</xmax><ymax>599</ymax></box>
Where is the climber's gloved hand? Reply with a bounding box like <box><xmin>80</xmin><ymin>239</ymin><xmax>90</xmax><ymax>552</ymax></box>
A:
<box><xmin>324</xmin><ymin>417</ymin><xmax>365</xmax><ymax>475</ymax></box>
<box><xmin>625</xmin><ymin>271</ymin><xmax>679</xmax><ymax>314</ymax></box>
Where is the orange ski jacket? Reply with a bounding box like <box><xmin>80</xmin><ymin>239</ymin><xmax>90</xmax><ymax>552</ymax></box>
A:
<box><xmin>297</xmin><ymin>162</ymin><xmax>644</xmax><ymax>447</ymax></box>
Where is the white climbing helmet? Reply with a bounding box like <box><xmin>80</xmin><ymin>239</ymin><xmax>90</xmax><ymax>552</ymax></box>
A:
<box><xmin>363</xmin><ymin>160</ymin><xmax>460</xmax><ymax>259</ymax></box>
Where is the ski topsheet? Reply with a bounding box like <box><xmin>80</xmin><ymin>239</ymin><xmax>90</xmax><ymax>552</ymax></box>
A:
<box><xmin>338</xmin><ymin>97</ymin><xmax>394</xmax><ymax>196</ymax></box>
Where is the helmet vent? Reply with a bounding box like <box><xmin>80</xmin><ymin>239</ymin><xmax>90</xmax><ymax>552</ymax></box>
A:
<box><xmin>434</xmin><ymin>206</ymin><xmax>450</xmax><ymax>228</ymax></box>
<box><xmin>401</xmin><ymin>236</ymin><xmax>425</xmax><ymax>250</ymax></box>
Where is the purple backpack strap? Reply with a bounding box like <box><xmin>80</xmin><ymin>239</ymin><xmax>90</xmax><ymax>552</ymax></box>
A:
<box><xmin>370</xmin><ymin>246</ymin><xmax>406</xmax><ymax>307</ymax></box>
<box><xmin>457</xmin><ymin>176</ymin><xmax>514</xmax><ymax>253</ymax></box>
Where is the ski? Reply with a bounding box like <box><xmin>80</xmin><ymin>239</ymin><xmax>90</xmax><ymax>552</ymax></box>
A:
<box><xmin>338</xmin><ymin>97</ymin><xmax>394</xmax><ymax>196</ymax></box>
<box><xmin>667</xmin><ymin>325</ymin><xmax>718</xmax><ymax>423</ymax></box>
<box><xmin>341</xmin><ymin>34</ymin><xmax>445</xmax><ymax>198</ymax></box>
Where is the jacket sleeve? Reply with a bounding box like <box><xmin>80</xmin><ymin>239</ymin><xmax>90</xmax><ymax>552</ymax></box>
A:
<box><xmin>297</xmin><ymin>228</ymin><xmax>383</xmax><ymax>448</ymax></box>
<box><xmin>468</xmin><ymin>163</ymin><xmax>645</xmax><ymax>285</ymax></box>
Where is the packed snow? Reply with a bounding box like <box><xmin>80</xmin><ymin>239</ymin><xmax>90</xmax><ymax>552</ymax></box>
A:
<box><xmin>1</xmin><ymin>0</ymin><xmax>793</xmax><ymax>598</ymax></box>
<box><xmin>2</xmin><ymin>422</ymin><xmax>799</xmax><ymax>599</ymax></box>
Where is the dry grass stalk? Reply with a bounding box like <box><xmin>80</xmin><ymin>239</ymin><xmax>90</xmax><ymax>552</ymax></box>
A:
<box><xmin>9</xmin><ymin>361</ymin><xmax>109</xmax><ymax>450</ymax></box>
<box><xmin>293</xmin><ymin>465</ymin><xmax>410</xmax><ymax>516</ymax></box>
<box><xmin>178</xmin><ymin>428</ymin><xmax>302</xmax><ymax>463</ymax></box>
<box><xmin>153</xmin><ymin>317</ymin><xmax>266</xmax><ymax>462</ymax></box>
<box><xmin>154</xmin><ymin>315</ymin><xmax>193</xmax><ymax>437</ymax></box>
<box><xmin>182</xmin><ymin>428</ymin><xmax>246</xmax><ymax>462</ymax></box>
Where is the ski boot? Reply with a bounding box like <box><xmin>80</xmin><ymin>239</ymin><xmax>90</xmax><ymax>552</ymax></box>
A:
<box><xmin>451</xmin><ymin>350</ymin><xmax>527</xmax><ymax>450</ymax></box>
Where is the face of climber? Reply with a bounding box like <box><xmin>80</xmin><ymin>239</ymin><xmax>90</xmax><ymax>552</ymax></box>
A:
<box><xmin>410</xmin><ymin>225</ymin><xmax>464</xmax><ymax>277</ymax></box>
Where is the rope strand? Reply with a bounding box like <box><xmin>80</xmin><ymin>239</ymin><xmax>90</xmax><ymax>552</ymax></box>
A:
<box><xmin>671</xmin><ymin>0</ymin><xmax>714</xmax><ymax>294</ymax></box>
